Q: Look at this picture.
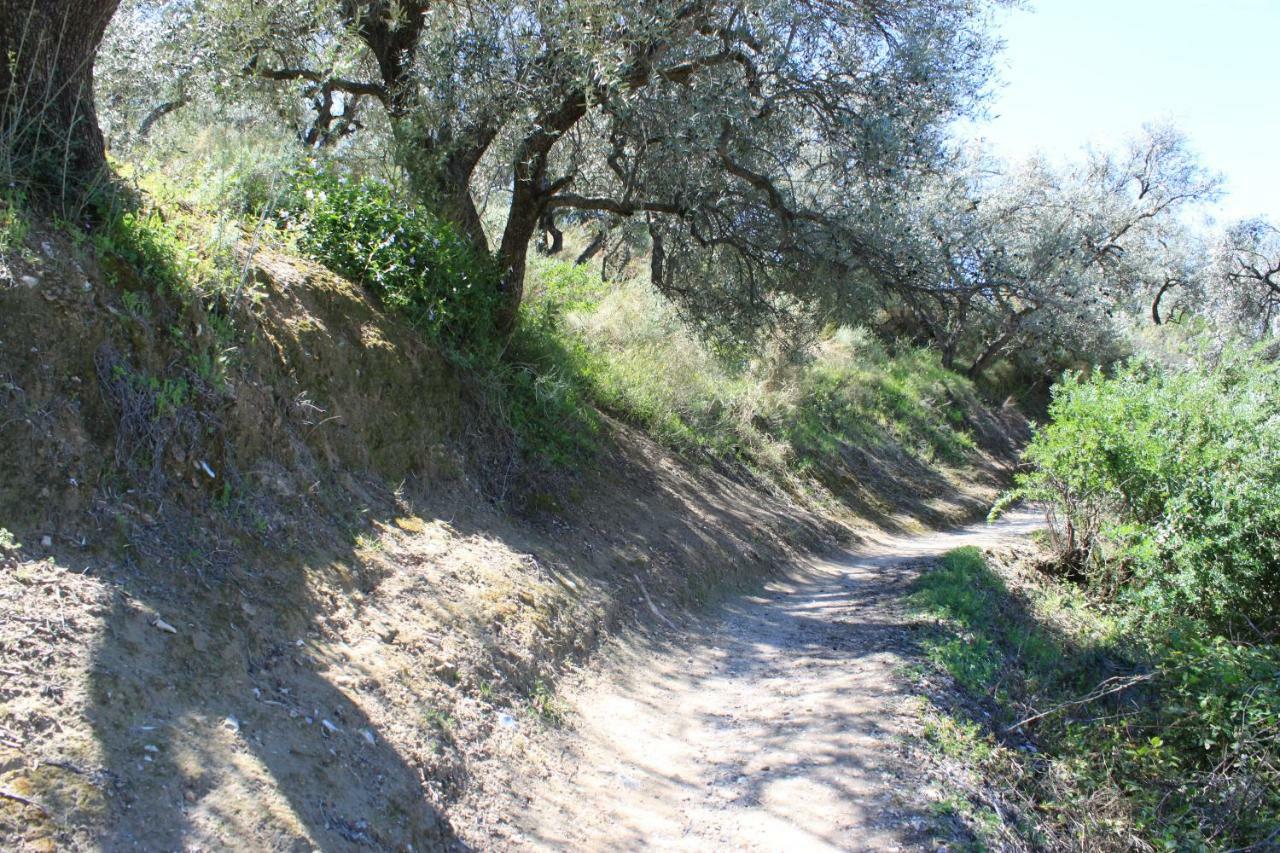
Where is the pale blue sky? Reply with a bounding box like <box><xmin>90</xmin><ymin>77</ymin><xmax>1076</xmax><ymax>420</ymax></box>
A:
<box><xmin>960</xmin><ymin>0</ymin><xmax>1279</xmax><ymax>223</ymax></box>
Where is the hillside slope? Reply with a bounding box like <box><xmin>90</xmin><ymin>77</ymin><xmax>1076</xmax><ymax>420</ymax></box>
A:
<box><xmin>0</xmin><ymin>217</ymin><xmax>1023</xmax><ymax>850</ymax></box>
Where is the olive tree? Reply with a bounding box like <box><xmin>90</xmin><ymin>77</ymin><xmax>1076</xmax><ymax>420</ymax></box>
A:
<box><xmin>1213</xmin><ymin>218</ymin><xmax>1280</xmax><ymax>343</ymax></box>
<box><xmin>213</xmin><ymin>0</ymin><xmax>1001</xmax><ymax>336</ymax></box>
<box><xmin>875</xmin><ymin>126</ymin><xmax>1220</xmax><ymax>380</ymax></box>
<box><xmin>0</xmin><ymin>0</ymin><xmax>122</xmax><ymax>196</ymax></box>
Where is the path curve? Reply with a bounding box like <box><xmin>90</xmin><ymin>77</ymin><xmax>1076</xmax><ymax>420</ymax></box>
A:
<box><xmin>495</xmin><ymin>509</ymin><xmax>1043</xmax><ymax>851</ymax></box>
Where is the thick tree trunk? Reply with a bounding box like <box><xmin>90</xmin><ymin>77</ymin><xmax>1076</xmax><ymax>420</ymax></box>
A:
<box><xmin>0</xmin><ymin>0</ymin><xmax>120</xmax><ymax>195</ymax></box>
<box><xmin>393</xmin><ymin>122</ymin><xmax>495</xmax><ymax>256</ymax></box>
<box><xmin>492</xmin><ymin>91</ymin><xmax>590</xmax><ymax>336</ymax></box>
<box><xmin>494</xmin><ymin>181</ymin><xmax>544</xmax><ymax>336</ymax></box>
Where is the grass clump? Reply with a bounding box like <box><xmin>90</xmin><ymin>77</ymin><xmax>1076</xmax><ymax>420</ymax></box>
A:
<box><xmin>518</xmin><ymin>255</ymin><xmax>983</xmax><ymax>485</ymax></box>
<box><xmin>910</xmin><ymin>546</ymin><xmax>1280</xmax><ymax>849</ymax></box>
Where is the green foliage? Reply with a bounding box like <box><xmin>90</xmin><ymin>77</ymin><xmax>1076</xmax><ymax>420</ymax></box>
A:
<box><xmin>290</xmin><ymin>171</ymin><xmax>598</xmax><ymax>465</ymax></box>
<box><xmin>997</xmin><ymin>353</ymin><xmax>1280</xmax><ymax>634</ymax></box>
<box><xmin>289</xmin><ymin>169</ymin><xmax>501</xmax><ymax>353</ymax></box>
<box><xmin>520</xmin><ymin>257</ymin><xmax>982</xmax><ymax>480</ymax></box>
<box><xmin>0</xmin><ymin>192</ymin><xmax>31</xmax><ymax>256</ymax></box>
<box><xmin>910</xmin><ymin>548</ymin><xmax>1280</xmax><ymax>848</ymax></box>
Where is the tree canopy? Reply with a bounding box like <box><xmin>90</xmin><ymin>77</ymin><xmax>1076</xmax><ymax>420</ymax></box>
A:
<box><xmin>142</xmin><ymin>0</ymin><xmax>1002</xmax><ymax>333</ymax></box>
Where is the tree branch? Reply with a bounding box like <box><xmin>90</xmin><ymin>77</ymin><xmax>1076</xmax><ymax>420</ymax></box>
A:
<box><xmin>547</xmin><ymin>193</ymin><xmax>685</xmax><ymax>216</ymax></box>
<box><xmin>245</xmin><ymin>59</ymin><xmax>389</xmax><ymax>106</ymax></box>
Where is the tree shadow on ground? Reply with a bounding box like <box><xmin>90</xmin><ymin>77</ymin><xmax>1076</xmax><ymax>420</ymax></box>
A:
<box><xmin>47</xmin><ymin>418</ymin><xmax>844</xmax><ymax>849</ymax></box>
<box><xmin>506</xmin><ymin>511</ymin><xmax>1047</xmax><ymax>851</ymax></box>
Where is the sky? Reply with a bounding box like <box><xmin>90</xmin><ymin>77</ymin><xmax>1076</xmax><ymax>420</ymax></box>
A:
<box><xmin>960</xmin><ymin>0</ymin><xmax>1279</xmax><ymax>224</ymax></box>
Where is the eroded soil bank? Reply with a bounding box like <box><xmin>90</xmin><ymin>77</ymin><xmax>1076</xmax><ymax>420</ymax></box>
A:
<box><xmin>1</xmin><ymin>224</ymin><xmax>1025</xmax><ymax>850</ymax></box>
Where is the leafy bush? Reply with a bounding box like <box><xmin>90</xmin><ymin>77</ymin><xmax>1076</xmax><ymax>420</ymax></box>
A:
<box><xmin>290</xmin><ymin>173</ymin><xmax>598</xmax><ymax>467</ymax></box>
<box><xmin>911</xmin><ymin>547</ymin><xmax>1280</xmax><ymax>848</ymax></box>
<box><xmin>997</xmin><ymin>353</ymin><xmax>1280</xmax><ymax>634</ymax></box>
<box><xmin>289</xmin><ymin>169</ymin><xmax>501</xmax><ymax>354</ymax></box>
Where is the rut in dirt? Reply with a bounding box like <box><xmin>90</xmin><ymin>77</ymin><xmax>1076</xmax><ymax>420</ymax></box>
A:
<box><xmin>492</xmin><ymin>509</ymin><xmax>1044</xmax><ymax>851</ymax></box>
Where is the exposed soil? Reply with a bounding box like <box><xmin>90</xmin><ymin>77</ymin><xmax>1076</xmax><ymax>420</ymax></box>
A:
<box><xmin>461</xmin><ymin>509</ymin><xmax>1044</xmax><ymax>851</ymax></box>
<box><xmin>1</xmin><ymin>219</ymin><xmax>1028</xmax><ymax>850</ymax></box>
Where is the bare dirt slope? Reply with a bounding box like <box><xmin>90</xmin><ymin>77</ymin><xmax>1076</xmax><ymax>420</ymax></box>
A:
<box><xmin>468</xmin><ymin>509</ymin><xmax>1044</xmax><ymax>851</ymax></box>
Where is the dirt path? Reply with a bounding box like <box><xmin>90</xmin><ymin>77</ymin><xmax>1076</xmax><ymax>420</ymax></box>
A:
<box><xmin>484</xmin><ymin>509</ymin><xmax>1043</xmax><ymax>851</ymax></box>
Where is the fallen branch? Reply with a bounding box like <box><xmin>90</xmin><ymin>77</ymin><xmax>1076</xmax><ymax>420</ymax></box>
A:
<box><xmin>1006</xmin><ymin>673</ymin><xmax>1154</xmax><ymax>733</ymax></box>
<box><xmin>0</xmin><ymin>788</ymin><xmax>48</xmax><ymax>816</ymax></box>
<box><xmin>634</xmin><ymin>574</ymin><xmax>678</xmax><ymax>630</ymax></box>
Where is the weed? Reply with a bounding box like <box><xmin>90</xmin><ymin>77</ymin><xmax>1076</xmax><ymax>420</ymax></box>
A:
<box><xmin>121</xmin><ymin>289</ymin><xmax>151</xmax><ymax>321</ymax></box>
<box><xmin>0</xmin><ymin>192</ymin><xmax>31</xmax><ymax>257</ymax></box>
<box><xmin>421</xmin><ymin>708</ymin><xmax>455</xmax><ymax>733</ymax></box>
<box><xmin>528</xmin><ymin>679</ymin><xmax>566</xmax><ymax>727</ymax></box>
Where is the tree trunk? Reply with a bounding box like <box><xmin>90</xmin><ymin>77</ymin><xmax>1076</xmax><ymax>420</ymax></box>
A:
<box><xmin>492</xmin><ymin>91</ymin><xmax>590</xmax><ymax>336</ymax></box>
<box><xmin>576</xmin><ymin>228</ymin><xmax>606</xmax><ymax>266</ymax></box>
<box><xmin>0</xmin><ymin>0</ymin><xmax>121</xmax><ymax>196</ymax></box>
<box><xmin>535</xmin><ymin>211</ymin><xmax>563</xmax><ymax>255</ymax></box>
<box><xmin>494</xmin><ymin>180</ymin><xmax>544</xmax><ymax>336</ymax></box>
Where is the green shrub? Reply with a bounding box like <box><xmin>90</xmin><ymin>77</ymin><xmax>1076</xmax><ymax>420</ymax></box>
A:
<box><xmin>290</xmin><ymin>176</ymin><xmax>599</xmax><ymax>466</ymax></box>
<box><xmin>289</xmin><ymin>169</ymin><xmax>501</xmax><ymax>355</ymax></box>
<box><xmin>912</xmin><ymin>548</ymin><xmax>1280</xmax><ymax>848</ymax></box>
<box><xmin>997</xmin><ymin>353</ymin><xmax>1280</xmax><ymax>634</ymax></box>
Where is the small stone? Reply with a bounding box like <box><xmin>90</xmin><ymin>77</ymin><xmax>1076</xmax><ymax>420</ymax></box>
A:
<box><xmin>19</xmin><ymin>275</ymin><xmax>38</xmax><ymax>288</ymax></box>
<box><xmin>40</xmin><ymin>535</ymin><xmax>52</xmax><ymax>547</ymax></box>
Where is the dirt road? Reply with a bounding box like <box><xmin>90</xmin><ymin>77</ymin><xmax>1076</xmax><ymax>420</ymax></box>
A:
<box><xmin>488</xmin><ymin>509</ymin><xmax>1043</xmax><ymax>851</ymax></box>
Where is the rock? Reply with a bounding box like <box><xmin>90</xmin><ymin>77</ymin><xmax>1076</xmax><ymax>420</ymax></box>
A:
<box><xmin>153</xmin><ymin>617</ymin><xmax>178</xmax><ymax>634</ymax></box>
<box><xmin>20</xmin><ymin>275</ymin><xmax>39</xmax><ymax>288</ymax></box>
<box><xmin>40</xmin><ymin>535</ymin><xmax>52</xmax><ymax>547</ymax></box>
